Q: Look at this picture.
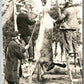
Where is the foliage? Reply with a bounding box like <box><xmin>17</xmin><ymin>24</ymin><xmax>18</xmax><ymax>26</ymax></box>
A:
<box><xmin>3</xmin><ymin>14</ymin><xmax>14</xmax><ymax>49</ymax></box>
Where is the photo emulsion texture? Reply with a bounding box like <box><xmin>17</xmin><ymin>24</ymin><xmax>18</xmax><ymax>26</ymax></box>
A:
<box><xmin>2</xmin><ymin>0</ymin><xmax>83</xmax><ymax>84</ymax></box>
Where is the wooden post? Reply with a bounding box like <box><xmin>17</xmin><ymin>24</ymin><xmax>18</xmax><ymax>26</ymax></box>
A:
<box><xmin>13</xmin><ymin>0</ymin><xmax>18</xmax><ymax>31</ymax></box>
<box><xmin>77</xmin><ymin>57</ymin><xmax>83</xmax><ymax>78</ymax></box>
<box><xmin>37</xmin><ymin>63</ymin><xmax>42</xmax><ymax>81</ymax></box>
<box><xmin>28</xmin><ymin>76</ymin><xmax>32</xmax><ymax>84</ymax></box>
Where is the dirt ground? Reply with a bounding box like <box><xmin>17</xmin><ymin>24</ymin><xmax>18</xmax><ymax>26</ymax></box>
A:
<box><xmin>19</xmin><ymin>74</ymin><xmax>82</xmax><ymax>84</ymax></box>
<box><xmin>18</xmin><ymin>64</ymin><xmax>82</xmax><ymax>84</ymax></box>
<box><xmin>3</xmin><ymin>52</ymin><xmax>83</xmax><ymax>84</ymax></box>
<box><xmin>3</xmin><ymin>65</ymin><xmax>82</xmax><ymax>84</ymax></box>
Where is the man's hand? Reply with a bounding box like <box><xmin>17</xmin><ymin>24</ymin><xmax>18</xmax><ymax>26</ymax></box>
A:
<box><xmin>24</xmin><ymin>52</ymin><xmax>26</xmax><ymax>56</ymax></box>
<box><xmin>25</xmin><ymin>44</ymin><xmax>30</xmax><ymax>49</ymax></box>
<box><xmin>34</xmin><ymin>16</ymin><xmax>39</xmax><ymax>21</ymax></box>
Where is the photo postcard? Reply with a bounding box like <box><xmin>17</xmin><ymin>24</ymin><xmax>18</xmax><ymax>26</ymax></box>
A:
<box><xmin>1</xmin><ymin>0</ymin><xmax>83</xmax><ymax>84</ymax></box>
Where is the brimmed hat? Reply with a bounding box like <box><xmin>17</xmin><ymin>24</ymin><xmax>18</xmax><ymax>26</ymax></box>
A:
<box><xmin>20</xmin><ymin>7</ymin><xmax>28</xmax><ymax>12</ymax></box>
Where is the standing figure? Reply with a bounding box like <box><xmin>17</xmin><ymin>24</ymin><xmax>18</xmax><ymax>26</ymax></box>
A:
<box><xmin>17</xmin><ymin>7</ymin><xmax>36</xmax><ymax>61</ymax></box>
<box><xmin>56</xmin><ymin>1</ymin><xmax>79</xmax><ymax>53</ymax></box>
<box><xmin>5</xmin><ymin>31</ymin><xmax>26</xmax><ymax>84</ymax></box>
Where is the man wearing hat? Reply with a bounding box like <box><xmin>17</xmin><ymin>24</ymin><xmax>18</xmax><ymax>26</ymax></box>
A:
<box><xmin>17</xmin><ymin>7</ymin><xmax>36</xmax><ymax>42</ymax></box>
<box><xmin>56</xmin><ymin>1</ymin><xmax>79</xmax><ymax>53</ymax></box>
<box><xmin>5</xmin><ymin>31</ymin><xmax>26</xmax><ymax>84</ymax></box>
<box><xmin>17</xmin><ymin>7</ymin><xmax>37</xmax><ymax>62</ymax></box>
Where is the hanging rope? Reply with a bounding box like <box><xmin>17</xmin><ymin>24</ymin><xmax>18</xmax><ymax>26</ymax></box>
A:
<box><xmin>25</xmin><ymin>20</ymin><xmax>38</xmax><ymax>49</ymax></box>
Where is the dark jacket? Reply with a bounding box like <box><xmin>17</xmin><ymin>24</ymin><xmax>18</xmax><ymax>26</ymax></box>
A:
<box><xmin>17</xmin><ymin>13</ymin><xmax>36</xmax><ymax>36</ymax></box>
<box><xmin>5</xmin><ymin>40</ymin><xmax>25</xmax><ymax>82</ymax></box>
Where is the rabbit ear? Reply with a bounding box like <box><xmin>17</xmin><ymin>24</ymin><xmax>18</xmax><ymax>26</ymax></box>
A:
<box><xmin>54</xmin><ymin>63</ymin><xmax>66</xmax><ymax>68</ymax></box>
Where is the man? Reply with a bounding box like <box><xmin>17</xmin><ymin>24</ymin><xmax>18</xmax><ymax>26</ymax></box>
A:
<box><xmin>56</xmin><ymin>1</ymin><xmax>79</xmax><ymax>53</ymax></box>
<box><xmin>17</xmin><ymin>7</ymin><xmax>37</xmax><ymax>61</ymax></box>
<box><xmin>5</xmin><ymin>31</ymin><xmax>26</xmax><ymax>84</ymax></box>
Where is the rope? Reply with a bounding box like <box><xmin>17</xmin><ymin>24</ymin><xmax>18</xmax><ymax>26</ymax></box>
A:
<box><xmin>25</xmin><ymin>20</ymin><xmax>38</xmax><ymax>50</ymax></box>
<box><xmin>28</xmin><ymin>21</ymin><xmax>37</xmax><ymax>45</ymax></box>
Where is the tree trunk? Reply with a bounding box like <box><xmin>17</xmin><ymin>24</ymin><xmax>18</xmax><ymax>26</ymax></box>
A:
<box><xmin>2</xmin><ymin>1</ymin><xmax>13</xmax><ymax>28</ymax></box>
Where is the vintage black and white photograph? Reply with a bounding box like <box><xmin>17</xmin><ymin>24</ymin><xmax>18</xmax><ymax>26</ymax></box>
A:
<box><xmin>2</xmin><ymin>0</ymin><xmax>83</xmax><ymax>84</ymax></box>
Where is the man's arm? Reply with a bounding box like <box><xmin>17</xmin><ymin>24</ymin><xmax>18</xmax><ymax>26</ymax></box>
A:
<box><xmin>55</xmin><ymin>9</ymin><xmax>68</xmax><ymax>24</ymax></box>
<box><xmin>12</xmin><ymin>43</ymin><xmax>26</xmax><ymax>60</ymax></box>
<box><xmin>26</xmin><ymin>14</ymin><xmax>36</xmax><ymax>25</ymax></box>
<box><xmin>27</xmin><ymin>19</ymin><xmax>36</xmax><ymax>25</ymax></box>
